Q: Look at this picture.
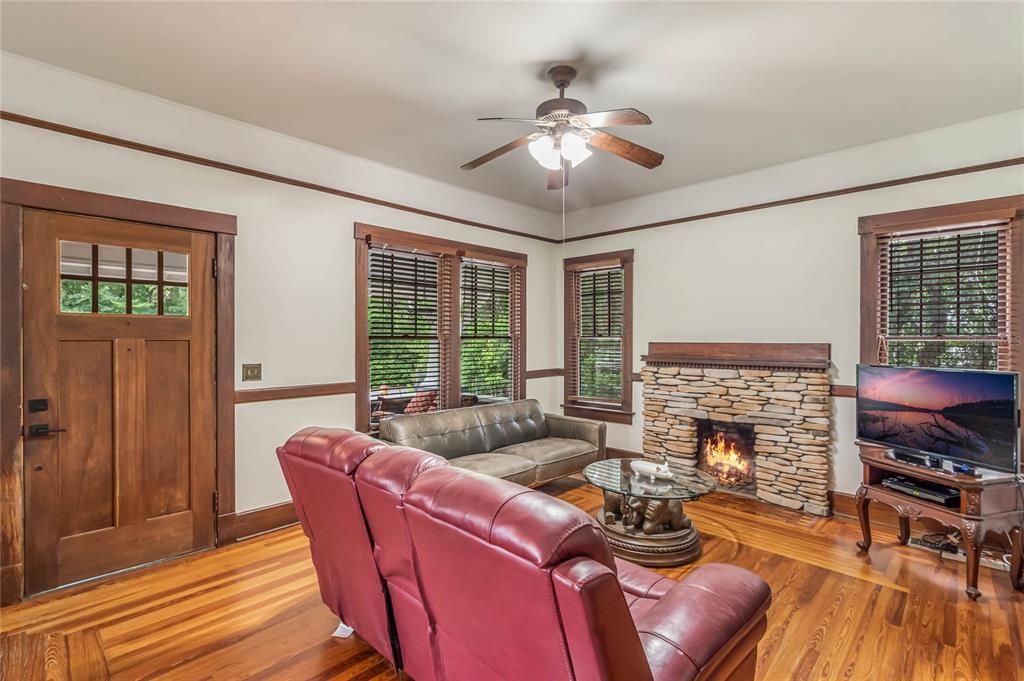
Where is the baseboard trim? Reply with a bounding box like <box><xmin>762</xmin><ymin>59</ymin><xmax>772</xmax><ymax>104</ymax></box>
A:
<box><xmin>219</xmin><ymin>502</ymin><xmax>298</xmax><ymax>545</ymax></box>
<box><xmin>606</xmin><ymin>447</ymin><xmax>645</xmax><ymax>459</ymax></box>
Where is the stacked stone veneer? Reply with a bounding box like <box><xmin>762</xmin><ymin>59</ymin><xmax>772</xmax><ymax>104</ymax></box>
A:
<box><xmin>642</xmin><ymin>365</ymin><xmax>832</xmax><ymax>516</ymax></box>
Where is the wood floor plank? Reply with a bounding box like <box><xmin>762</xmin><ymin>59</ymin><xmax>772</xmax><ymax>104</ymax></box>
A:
<box><xmin>1</xmin><ymin>483</ymin><xmax>1021</xmax><ymax>680</ymax></box>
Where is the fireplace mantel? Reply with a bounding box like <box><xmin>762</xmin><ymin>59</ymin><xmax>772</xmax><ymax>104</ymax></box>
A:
<box><xmin>641</xmin><ymin>342</ymin><xmax>831</xmax><ymax>372</ymax></box>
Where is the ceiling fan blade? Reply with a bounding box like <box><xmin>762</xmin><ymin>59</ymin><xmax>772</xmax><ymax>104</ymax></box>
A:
<box><xmin>547</xmin><ymin>164</ymin><xmax>568</xmax><ymax>190</ymax></box>
<box><xmin>478</xmin><ymin>117</ymin><xmax>555</xmax><ymax>126</ymax></box>
<box><xmin>587</xmin><ymin>130</ymin><xmax>664</xmax><ymax>169</ymax></box>
<box><xmin>460</xmin><ymin>135</ymin><xmax>534</xmax><ymax>170</ymax></box>
<box><xmin>572</xmin><ymin>108</ymin><xmax>652</xmax><ymax>128</ymax></box>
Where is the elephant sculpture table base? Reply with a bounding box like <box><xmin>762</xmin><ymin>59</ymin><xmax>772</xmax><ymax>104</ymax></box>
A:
<box><xmin>598</xmin><ymin>491</ymin><xmax>703</xmax><ymax>566</ymax></box>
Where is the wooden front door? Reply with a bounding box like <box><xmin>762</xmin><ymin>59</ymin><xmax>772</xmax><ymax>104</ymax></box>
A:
<box><xmin>22</xmin><ymin>209</ymin><xmax>216</xmax><ymax>595</ymax></box>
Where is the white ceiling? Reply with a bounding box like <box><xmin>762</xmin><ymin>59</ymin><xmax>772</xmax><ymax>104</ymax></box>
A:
<box><xmin>1</xmin><ymin>2</ymin><xmax>1021</xmax><ymax>213</ymax></box>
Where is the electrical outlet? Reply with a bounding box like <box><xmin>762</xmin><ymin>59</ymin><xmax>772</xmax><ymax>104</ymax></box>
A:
<box><xmin>241</xmin><ymin>363</ymin><xmax>262</xmax><ymax>382</ymax></box>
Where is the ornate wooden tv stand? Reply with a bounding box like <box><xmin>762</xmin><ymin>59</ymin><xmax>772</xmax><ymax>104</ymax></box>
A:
<box><xmin>855</xmin><ymin>446</ymin><xmax>1023</xmax><ymax>600</ymax></box>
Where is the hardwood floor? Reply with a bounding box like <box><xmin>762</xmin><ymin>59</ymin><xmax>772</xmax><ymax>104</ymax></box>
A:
<box><xmin>2</xmin><ymin>478</ymin><xmax>1021</xmax><ymax>680</ymax></box>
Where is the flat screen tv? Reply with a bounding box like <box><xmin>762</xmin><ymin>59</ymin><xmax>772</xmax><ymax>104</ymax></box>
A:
<box><xmin>856</xmin><ymin>365</ymin><xmax>1020</xmax><ymax>473</ymax></box>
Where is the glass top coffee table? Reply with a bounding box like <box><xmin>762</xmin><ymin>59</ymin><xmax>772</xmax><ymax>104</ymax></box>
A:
<box><xmin>583</xmin><ymin>458</ymin><xmax>716</xmax><ymax>566</ymax></box>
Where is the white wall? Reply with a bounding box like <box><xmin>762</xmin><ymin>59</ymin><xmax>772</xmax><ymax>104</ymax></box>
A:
<box><xmin>0</xmin><ymin>53</ymin><xmax>562</xmax><ymax>511</ymax></box>
<box><xmin>564</xmin><ymin>110</ymin><xmax>1024</xmax><ymax>493</ymax></box>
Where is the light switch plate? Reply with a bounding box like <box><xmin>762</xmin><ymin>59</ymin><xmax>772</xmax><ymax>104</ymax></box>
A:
<box><xmin>241</xmin><ymin>363</ymin><xmax>262</xmax><ymax>382</ymax></box>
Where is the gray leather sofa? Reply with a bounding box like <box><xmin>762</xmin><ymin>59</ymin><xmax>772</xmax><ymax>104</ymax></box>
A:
<box><xmin>377</xmin><ymin>399</ymin><xmax>606</xmax><ymax>487</ymax></box>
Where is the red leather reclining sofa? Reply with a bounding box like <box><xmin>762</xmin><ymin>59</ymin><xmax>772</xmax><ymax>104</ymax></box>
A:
<box><xmin>278</xmin><ymin>427</ymin><xmax>771</xmax><ymax>681</ymax></box>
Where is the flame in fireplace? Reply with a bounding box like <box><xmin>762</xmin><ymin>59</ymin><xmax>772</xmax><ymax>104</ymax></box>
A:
<box><xmin>703</xmin><ymin>432</ymin><xmax>750</xmax><ymax>483</ymax></box>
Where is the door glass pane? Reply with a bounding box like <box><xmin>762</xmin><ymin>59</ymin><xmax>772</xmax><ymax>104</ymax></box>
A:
<box><xmin>60</xmin><ymin>279</ymin><xmax>93</xmax><ymax>313</ymax></box>
<box><xmin>59</xmin><ymin>241</ymin><xmax>92</xmax><ymax>276</ymax></box>
<box><xmin>132</xmin><ymin>249</ymin><xmax>158</xmax><ymax>281</ymax></box>
<box><xmin>98</xmin><ymin>282</ymin><xmax>127</xmax><ymax>314</ymax></box>
<box><xmin>163</xmin><ymin>252</ymin><xmax>188</xmax><ymax>284</ymax></box>
<box><xmin>163</xmin><ymin>285</ymin><xmax>188</xmax><ymax>316</ymax></box>
<box><xmin>98</xmin><ymin>246</ymin><xmax>127</xmax><ymax>279</ymax></box>
<box><xmin>131</xmin><ymin>283</ymin><xmax>159</xmax><ymax>315</ymax></box>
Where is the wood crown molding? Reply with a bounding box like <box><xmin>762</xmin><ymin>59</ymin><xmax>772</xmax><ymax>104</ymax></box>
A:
<box><xmin>0</xmin><ymin>111</ymin><xmax>557</xmax><ymax>244</ymax></box>
<box><xmin>4</xmin><ymin>111</ymin><xmax>1021</xmax><ymax>246</ymax></box>
<box><xmin>354</xmin><ymin>222</ymin><xmax>527</xmax><ymax>267</ymax></box>
<box><xmin>565</xmin><ymin>157</ymin><xmax>1024</xmax><ymax>243</ymax></box>
<box><xmin>235</xmin><ymin>382</ymin><xmax>357</xmax><ymax>404</ymax></box>
<box><xmin>0</xmin><ymin>178</ymin><xmax>237</xmax><ymax>235</ymax></box>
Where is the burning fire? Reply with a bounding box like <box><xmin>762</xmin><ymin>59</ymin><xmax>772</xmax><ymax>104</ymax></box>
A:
<box><xmin>703</xmin><ymin>433</ymin><xmax>751</xmax><ymax>484</ymax></box>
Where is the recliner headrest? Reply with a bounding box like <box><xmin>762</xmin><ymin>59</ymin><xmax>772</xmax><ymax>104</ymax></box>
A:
<box><xmin>278</xmin><ymin>427</ymin><xmax>388</xmax><ymax>474</ymax></box>
<box><xmin>405</xmin><ymin>466</ymin><xmax>614</xmax><ymax>570</ymax></box>
<box><xmin>355</xmin><ymin>445</ymin><xmax>449</xmax><ymax>493</ymax></box>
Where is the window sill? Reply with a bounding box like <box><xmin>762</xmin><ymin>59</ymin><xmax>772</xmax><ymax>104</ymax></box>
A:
<box><xmin>562</xmin><ymin>403</ymin><xmax>634</xmax><ymax>425</ymax></box>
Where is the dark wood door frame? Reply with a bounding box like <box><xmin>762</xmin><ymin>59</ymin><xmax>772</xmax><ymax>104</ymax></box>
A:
<box><xmin>0</xmin><ymin>178</ymin><xmax>237</xmax><ymax>605</ymax></box>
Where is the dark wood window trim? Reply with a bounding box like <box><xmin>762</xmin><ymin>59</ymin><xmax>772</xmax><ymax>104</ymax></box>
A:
<box><xmin>0</xmin><ymin>180</ymin><xmax>237</xmax><ymax>605</ymax></box>
<box><xmin>859</xmin><ymin>195</ymin><xmax>1023</xmax><ymax>471</ymax></box>
<box><xmin>563</xmin><ymin>249</ymin><xmax>634</xmax><ymax>424</ymax></box>
<box><xmin>354</xmin><ymin>223</ymin><xmax>527</xmax><ymax>432</ymax></box>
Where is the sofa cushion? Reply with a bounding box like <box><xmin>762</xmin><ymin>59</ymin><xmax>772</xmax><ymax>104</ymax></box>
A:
<box><xmin>448</xmin><ymin>452</ymin><xmax>536</xmax><ymax>487</ymax></box>
<box><xmin>494</xmin><ymin>437</ymin><xmax>594</xmax><ymax>465</ymax></box>
<box><xmin>378</xmin><ymin>399</ymin><xmax>550</xmax><ymax>458</ymax></box>
<box><xmin>379</xmin><ymin>406</ymin><xmax>488</xmax><ymax>459</ymax></box>
<box><xmin>494</xmin><ymin>437</ymin><xmax>598</xmax><ymax>483</ymax></box>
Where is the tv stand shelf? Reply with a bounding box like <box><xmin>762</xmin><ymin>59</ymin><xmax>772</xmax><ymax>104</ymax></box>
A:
<box><xmin>855</xmin><ymin>446</ymin><xmax>1023</xmax><ymax>600</ymax></box>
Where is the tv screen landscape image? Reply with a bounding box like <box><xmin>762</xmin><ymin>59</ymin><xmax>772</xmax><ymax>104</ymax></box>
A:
<box><xmin>856</xmin><ymin>365</ymin><xmax>1019</xmax><ymax>472</ymax></box>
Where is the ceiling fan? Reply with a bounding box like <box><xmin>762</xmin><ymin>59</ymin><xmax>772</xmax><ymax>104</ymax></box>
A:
<box><xmin>461</xmin><ymin>65</ymin><xmax>665</xmax><ymax>190</ymax></box>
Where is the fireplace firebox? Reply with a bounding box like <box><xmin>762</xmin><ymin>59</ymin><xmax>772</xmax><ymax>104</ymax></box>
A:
<box><xmin>696</xmin><ymin>420</ymin><xmax>756</xmax><ymax>495</ymax></box>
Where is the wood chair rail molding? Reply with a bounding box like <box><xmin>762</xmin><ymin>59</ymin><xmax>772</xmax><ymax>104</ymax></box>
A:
<box><xmin>0</xmin><ymin>181</ymin><xmax>237</xmax><ymax>605</ymax></box>
<box><xmin>4</xmin><ymin>111</ymin><xmax>1022</xmax><ymax>246</ymax></box>
<box><xmin>234</xmin><ymin>382</ymin><xmax>357</xmax><ymax>403</ymax></box>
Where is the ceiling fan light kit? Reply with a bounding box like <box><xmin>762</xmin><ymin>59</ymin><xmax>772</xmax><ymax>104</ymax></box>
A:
<box><xmin>462</xmin><ymin>65</ymin><xmax>665</xmax><ymax>189</ymax></box>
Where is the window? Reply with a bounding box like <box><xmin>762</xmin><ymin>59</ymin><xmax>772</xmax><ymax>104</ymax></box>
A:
<box><xmin>368</xmin><ymin>246</ymin><xmax>441</xmax><ymax>423</ymax></box>
<box><xmin>461</xmin><ymin>260</ymin><xmax>516</xmax><ymax>401</ymax></box>
<box><xmin>879</xmin><ymin>228</ymin><xmax>1007</xmax><ymax>368</ymax></box>
<box><xmin>862</xmin><ymin>199</ymin><xmax>1021</xmax><ymax>376</ymax></box>
<box><xmin>59</xmin><ymin>241</ymin><xmax>189</xmax><ymax>316</ymax></box>
<box><xmin>356</xmin><ymin>224</ymin><xmax>526</xmax><ymax>431</ymax></box>
<box><xmin>564</xmin><ymin>250</ymin><xmax>634</xmax><ymax>423</ymax></box>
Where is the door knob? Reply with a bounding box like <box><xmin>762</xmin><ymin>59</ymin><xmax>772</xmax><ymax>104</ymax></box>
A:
<box><xmin>27</xmin><ymin>424</ymin><xmax>66</xmax><ymax>437</ymax></box>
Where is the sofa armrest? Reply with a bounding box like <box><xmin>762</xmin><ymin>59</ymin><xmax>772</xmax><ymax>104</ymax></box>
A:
<box><xmin>545</xmin><ymin>413</ymin><xmax>606</xmax><ymax>456</ymax></box>
<box><xmin>636</xmin><ymin>563</ymin><xmax>771</xmax><ymax>681</ymax></box>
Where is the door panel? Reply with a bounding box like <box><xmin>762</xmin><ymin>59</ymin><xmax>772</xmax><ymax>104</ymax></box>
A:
<box><xmin>57</xmin><ymin>340</ymin><xmax>115</xmax><ymax>536</ymax></box>
<box><xmin>23</xmin><ymin>209</ymin><xmax>216</xmax><ymax>595</ymax></box>
<box><xmin>144</xmin><ymin>340</ymin><xmax>191</xmax><ymax>517</ymax></box>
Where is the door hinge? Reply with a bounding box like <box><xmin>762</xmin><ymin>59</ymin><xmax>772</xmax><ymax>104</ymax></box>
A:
<box><xmin>211</xmin><ymin>258</ymin><xmax>218</xmax><ymax>279</ymax></box>
<box><xmin>213</xmin><ymin>490</ymin><xmax>219</xmax><ymax>514</ymax></box>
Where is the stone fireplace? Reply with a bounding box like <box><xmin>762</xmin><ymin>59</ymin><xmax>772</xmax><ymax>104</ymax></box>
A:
<box><xmin>641</xmin><ymin>342</ymin><xmax>833</xmax><ymax>516</ymax></box>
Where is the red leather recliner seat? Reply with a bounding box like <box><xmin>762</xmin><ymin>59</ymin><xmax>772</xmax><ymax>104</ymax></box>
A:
<box><xmin>279</xmin><ymin>428</ymin><xmax>772</xmax><ymax>681</ymax></box>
